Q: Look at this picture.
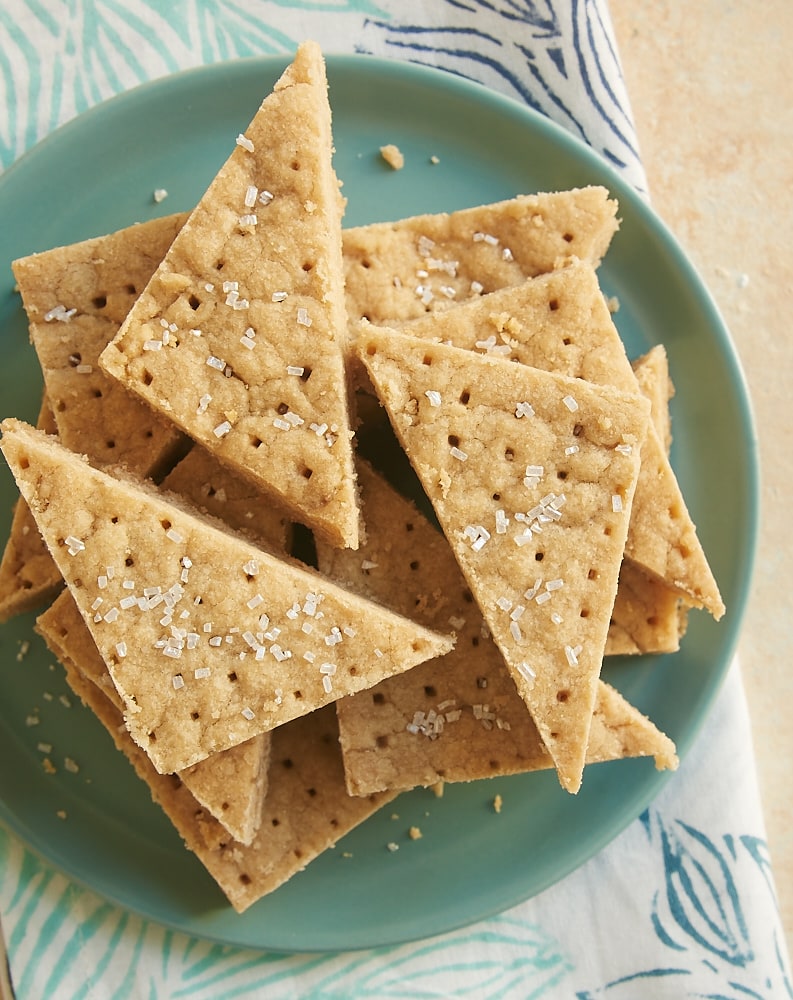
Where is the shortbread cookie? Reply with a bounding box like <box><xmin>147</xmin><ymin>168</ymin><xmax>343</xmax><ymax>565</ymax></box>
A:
<box><xmin>56</xmin><ymin>650</ymin><xmax>396</xmax><ymax>912</ymax></box>
<box><xmin>4</xmin><ymin>214</ymin><xmax>190</xmax><ymax>620</ymax></box>
<box><xmin>353</xmin><ymin>379</ymin><xmax>684</xmax><ymax>659</ymax></box>
<box><xmin>343</xmin><ymin>187</ymin><xmax>619</xmax><ymax>324</ymax></box>
<box><xmin>99</xmin><ymin>43</ymin><xmax>360</xmax><ymax>549</ymax></box>
<box><xmin>37</xmin><ymin>591</ymin><xmax>269</xmax><ymax>845</ymax></box>
<box><xmin>371</xmin><ymin>260</ymin><xmax>638</xmax><ymax>390</ymax></box>
<box><xmin>358</xmin><ymin>329</ymin><xmax>649</xmax><ymax>793</ymax></box>
<box><xmin>0</xmin><ymin>394</ymin><xmax>62</xmax><ymax>620</ymax></box>
<box><xmin>12</xmin><ymin>213</ymin><xmax>187</xmax><ymax>477</ymax></box>
<box><xmin>318</xmin><ymin>462</ymin><xmax>677</xmax><ymax>794</ymax></box>
<box><xmin>605</xmin><ymin>559</ymin><xmax>687</xmax><ymax>656</ymax></box>
<box><xmin>632</xmin><ymin>344</ymin><xmax>674</xmax><ymax>454</ymax></box>
<box><xmin>161</xmin><ymin>443</ymin><xmax>292</xmax><ymax>558</ymax></box>
<box><xmin>370</xmin><ymin>265</ymin><xmax>724</xmax><ymax>619</ymax></box>
<box><xmin>623</xmin><ymin>448</ymin><xmax>722</xmax><ymax>613</ymax></box>
<box><xmin>607</xmin><ymin>345</ymin><xmax>689</xmax><ymax>655</ymax></box>
<box><xmin>0</xmin><ymin>496</ymin><xmax>62</xmax><ymax>621</ymax></box>
<box><xmin>0</xmin><ymin>419</ymin><xmax>453</xmax><ymax>774</ymax></box>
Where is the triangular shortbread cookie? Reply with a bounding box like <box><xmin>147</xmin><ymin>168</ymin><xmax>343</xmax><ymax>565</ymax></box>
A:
<box><xmin>383</xmin><ymin>260</ymin><xmax>638</xmax><ymax>391</ymax></box>
<box><xmin>606</xmin><ymin>559</ymin><xmax>686</xmax><ymax>656</ymax></box>
<box><xmin>0</xmin><ymin>492</ymin><xmax>62</xmax><ymax>621</ymax></box>
<box><xmin>160</xmin><ymin>442</ymin><xmax>292</xmax><ymax>558</ymax></box>
<box><xmin>12</xmin><ymin>213</ymin><xmax>187</xmax><ymax>477</ymax></box>
<box><xmin>318</xmin><ymin>462</ymin><xmax>677</xmax><ymax>795</ymax></box>
<box><xmin>351</xmin><ymin>384</ymin><xmax>685</xmax><ymax>659</ymax></box>
<box><xmin>55</xmin><ymin>651</ymin><xmax>396</xmax><ymax>911</ymax></box>
<box><xmin>633</xmin><ymin>344</ymin><xmax>674</xmax><ymax>454</ymax></box>
<box><xmin>99</xmin><ymin>42</ymin><xmax>360</xmax><ymax>549</ymax></box>
<box><xmin>343</xmin><ymin>186</ymin><xmax>619</xmax><ymax>325</ymax></box>
<box><xmin>622</xmin><ymin>380</ymin><xmax>723</xmax><ymax>617</ymax></box>
<box><xmin>0</xmin><ymin>393</ymin><xmax>62</xmax><ymax>621</ymax></box>
<box><xmin>358</xmin><ymin>329</ymin><xmax>650</xmax><ymax>793</ymax></box>
<box><xmin>607</xmin><ymin>345</ymin><xmax>690</xmax><ymax>655</ymax></box>
<box><xmin>4</xmin><ymin>216</ymin><xmax>190</xmax><ymax>620</ymax></box>
<box><xmin>37</xmin><ymin>591</ymin><xmax>270</xmax><ymax>845</ymax></box>
<box><xmin>367</xmin><ymin>262</ymin><xmax>724</xmax><ymax>618</ymax></box>
<box><xmin>0</xmin><ymin>419</ymin><xmax>453</xmax><ymax>774</ymax></box>
<box><xmin>35</xmin><ymin>439</ymin><xmax>291</xmax><ymax>845</ymax></box>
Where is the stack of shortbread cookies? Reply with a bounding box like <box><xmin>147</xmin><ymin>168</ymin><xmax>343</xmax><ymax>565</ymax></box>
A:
<box><xmin>0</xmin><ymin>41</ymin><xmax>722</xmax><ymax>912</ymax></box>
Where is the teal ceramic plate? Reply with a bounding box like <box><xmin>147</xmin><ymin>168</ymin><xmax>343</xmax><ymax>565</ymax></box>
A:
<box><xmin>0</xmin><ymin>56</ymin><xmax>758</xmax><ymax>952</ymax></box>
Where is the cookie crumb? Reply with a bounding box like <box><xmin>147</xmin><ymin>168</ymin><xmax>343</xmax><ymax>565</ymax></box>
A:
<box><xmin>409</xmin><ymin>825</ymin><xmax>422</xmax><ymax>840</ymax></box>
<box><xmin>493</xmin><ymin>793</ymin><xmax>503</xmax><ymax>814</ymax></box>
<box><xmin>380</xmin><ymin>144</ymin><xmax>404</xmax><ymax>170</ymax></box>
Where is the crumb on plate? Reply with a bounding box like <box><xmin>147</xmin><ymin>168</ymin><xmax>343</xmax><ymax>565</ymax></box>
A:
<box><xmin>380</xmin><ymin>144</ymin><xmax>404</xmax><ymax>170</ymax></box>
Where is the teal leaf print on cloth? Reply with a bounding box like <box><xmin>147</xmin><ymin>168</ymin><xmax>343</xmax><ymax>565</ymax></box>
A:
<box><xmin>0</xmin><ymin>0</ymin><xmax>392</xmax><ymax>172</ymax></box>
<box><xmin>0</xmin><ymin>3</ymin><xmax>59</xmax><ymax>167</ymax></box>
<box><xmin>297</xmin><ymin>919</ymin><xmax>572</xmax><ymax>999</ymax></box>
<box><xmin>655</xmin><ymin>819</ymin><xmax>751</xmax><ymax>964</ymax></box>
<box><xmin>0</xmin><ymin>821</ymin><xmax>574</xmax><ymax>1000</ymax></box>
<box><xmin>575</xmin><ymin>809</ymin><xmax>793</xmax><ymax>999</ymax></box>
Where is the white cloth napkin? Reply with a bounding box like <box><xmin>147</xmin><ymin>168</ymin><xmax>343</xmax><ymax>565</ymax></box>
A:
<box><xmin>0</xmin><ymin>2</ymin><xmax>789</xmax><ymax>998</ymax></box>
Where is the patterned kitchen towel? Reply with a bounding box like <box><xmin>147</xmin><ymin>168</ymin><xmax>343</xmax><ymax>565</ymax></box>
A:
<box><xmin>0</xmin><ymin>0</ymin><xmax>647</xmax><ymax>193</ymax></box>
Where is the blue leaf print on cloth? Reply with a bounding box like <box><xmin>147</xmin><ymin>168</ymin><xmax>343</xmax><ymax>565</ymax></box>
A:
<box><xmin>357</xmin><ymin>0</ymin><xmax>646</xmax><ymax>192</ymax></box>
<box><xmin>577</xmin><ymin>809</ymin><xmax>793</xmax><ymax>999</ymax></box>
<box><xmin>656</xmin><ymin>819</ymin><xmax>752</xmax><ymax>965</ymax></box>
<box><xmin>3</xmin><ymin>0</ymin><xmax>644</xmax><ymax>189</ymax></box>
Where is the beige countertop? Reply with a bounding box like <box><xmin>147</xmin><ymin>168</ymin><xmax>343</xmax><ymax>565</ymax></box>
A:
<box><xmin>611</xmin><ymin>0</ymin><xmax>792</xmax><ymax>956</ymax></box>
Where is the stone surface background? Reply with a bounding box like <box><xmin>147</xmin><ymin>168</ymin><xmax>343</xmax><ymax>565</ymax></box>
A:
<box><xmin>611</xmin><ymin>0</ymin><xmax>793</xmax><ymax>956</ymax></box>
